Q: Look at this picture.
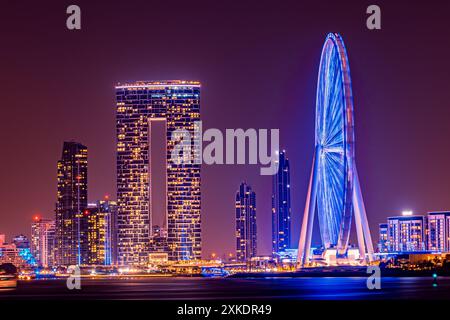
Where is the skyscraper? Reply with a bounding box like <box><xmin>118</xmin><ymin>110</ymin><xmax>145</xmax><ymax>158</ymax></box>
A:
<box><xmin>427</xmin><ymin>211</ymin><xmax>450</xmax><ymax>252</ymax></box>
<box><xmin>272</xmin><ymin>150</ymin><xmax>291</xmax><ymax>256</ymax></box>
<box><xmin>116</xmin><ymin>81</ymin><xmax>201</xmax><ymax>265</ymax></box>
<box><xmin>235</xmin><ymin>182</ymin><xmax>257</xmax><ymax>262</ymax></box>
<box><xmin>55</xmin><ymin>141</ymin><xmax>88</xmax><ymax>266</ymax></box>
<box><xmin>97</xmin><ymin>199</ymin><xmax>118</xmax><ymax>265</ymax></box>
<box><xmin>31</xmin><ymin>217</ymin><xmax>56</xmax><ymax>267</ymax></box>
<box><xmin>82</xmin><ymin>200</ymin><xmax>118</xmax><ymax>265</ymax></box>
<box><xmin>387</xmin><ymin>213</ymin><xmax>427</xmax><ymax>252</ymax></box>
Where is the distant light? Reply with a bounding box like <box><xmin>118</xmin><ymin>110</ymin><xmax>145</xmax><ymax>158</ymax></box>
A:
<box><xmin>402</xmin><ymin>210</ymin><xmax>413</xmax><ymax>216</ymax></box>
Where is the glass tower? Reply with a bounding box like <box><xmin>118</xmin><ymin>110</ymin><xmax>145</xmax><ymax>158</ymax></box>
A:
<box><xmin>31</xmin><ymin>217</ymin><xmax>55</xmax><ymax>268</ymax></box>
<box><xmin>116</xmin><ymin>81</ymin><xmax>201</xmax><ymax>265</ymax></box>
<box><xmin>82</xmin><ymin>200</ymin><xmax>117</xmax><ymax>265</ymax></box>
<box><xmin>55</xmin><ymin>141</ymin><xmax>88</xmax><ymax>266</ymax></box>
<box><xmin>271</xmin><ymin>150</ymin><xmax>291</xmax><ymax>255</ymax></box>
<box><xmin>235</xmin><ymin>182</ymin><xmax>257</xmax><ymax>262</ymax></box>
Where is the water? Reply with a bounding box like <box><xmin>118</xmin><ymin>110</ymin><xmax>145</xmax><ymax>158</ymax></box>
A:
<box><xmin>0</xmin><ymin>277</ymin><xmax>449</xmax><ymax>300</ymax></box>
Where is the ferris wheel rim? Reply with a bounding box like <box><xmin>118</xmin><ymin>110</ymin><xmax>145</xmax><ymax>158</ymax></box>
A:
<box><xmin>314</xmin><ymin>33</ymin><xmax>355</xmax><ymax>253</ymax></box>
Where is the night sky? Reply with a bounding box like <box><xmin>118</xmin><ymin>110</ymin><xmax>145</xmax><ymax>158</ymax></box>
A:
<box><xmin>1</xmin><ymin>0</ymin><xmax>450</xmax><ymax>257</ymax></box>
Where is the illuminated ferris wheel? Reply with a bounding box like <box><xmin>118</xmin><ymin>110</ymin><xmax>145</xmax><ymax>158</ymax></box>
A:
<box><xmin>298</xmin><ymin>33</ymin><xmax>374</xmax><ymax>266</ymax></box>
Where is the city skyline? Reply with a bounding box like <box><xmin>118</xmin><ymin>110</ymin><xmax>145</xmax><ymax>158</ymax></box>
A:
<box><xmin>2</xmin><ymin>1</ymin><xmax>450</xmax><ymax>259</ymax></box>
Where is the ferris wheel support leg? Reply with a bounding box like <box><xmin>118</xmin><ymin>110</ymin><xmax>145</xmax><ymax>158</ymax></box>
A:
<box><xmin>352</xmin><ymin>165</ymin><xmax>374</xmax><ymax>262</ymax></box>
<box><xmin>297</xmin><ymin>146</ymin><xmax>320</xmax><ymax>268</ymax></box>
<box><xmin>353</xmin><ymin>174</ymin><xmax>367</xmax><ymax>263</ymax></box>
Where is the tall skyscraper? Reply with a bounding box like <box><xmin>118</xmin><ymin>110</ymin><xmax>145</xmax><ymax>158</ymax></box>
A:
<box><xmin>235</xmin><ymin>182</ymin><xmax>257</xmax><ymax>262</ymax></box>
<box><xmin>55</xmin><ymin>141</ymin><xmax>88</xmax><ymax>266</ymax></box>
<box><xmin>378</xmin><ymin>223</ymin><xmax>388</xmax><ymax>253</ymax></box>
<box><xmin>387</xmin><ymin>213</ymin><xmax>427</xmax><ymax>252</ymax></box>
<box><xmin>116</xmin><ymin>81</ymin><xmax>201</xmax><ymax>265</ymax></box>
<box><xmin>272</xmin><ymin>150</ymin><xmax>291</xmax><ymax>256</ymax></box>
<box><xmin>31</xmin><ymin>217</ymin><xmax>56</xmax><ymax>267</ymax></box>
<box><xmin>427</xmin><ymin>211</ymin><xmax>450</xmax><ymax>252</ymax></box>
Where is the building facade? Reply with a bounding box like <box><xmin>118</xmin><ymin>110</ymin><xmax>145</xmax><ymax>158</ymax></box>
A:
<box><xmin>0</xmin><ymin>234</ymin><xmax>33</xmax><ymax>267</ymax></box>
<box><xmin>13</xmin><ymin>234</ymin><xmax>30</xmax><ymax>249</ymax></box>
<box><xmin>387</xmin><ymin>215</ymin><xmax>427</xmax><ymax>252</ymax></box>
<box><xmin>116</xmin><ymin>81</ymin><xmax>201</xmax><ymax>265</ymax></box>
<box><xmin>82</xmin><ymin>200</ymin><xmax>118</xmax><ymax>265</ymax></box>
<box><xmin>150</xmin><ymin>225</ymin><xmax>169</xmax><ymax>253</ymax></box>
<box><xmin>378</xmin><ymin>223</ymin><xmax>388</xmax><ymax>253</ymax></box>
<box><xmin>235</xmin><ymin>182</ymin><xmax>257</xmax><ymax>262</ymax></box>
<box><xmin>427</xmin><ymin>211</ymin><xmax>450</xmax><ymax>252</ymax></box>
<box><xmin>31</xmin><ymin>218</ymin><xmax>56</xmax><ymax>267</ymax></box>
<box><xmin>271</xmin><ymin>150</ymin><xmax>291</xmax><ymax>255</ymax></box>
<box><xmin>55</xmin><ymin>141</ymin><xmax>88</xmax><ymax>266</ymax></box>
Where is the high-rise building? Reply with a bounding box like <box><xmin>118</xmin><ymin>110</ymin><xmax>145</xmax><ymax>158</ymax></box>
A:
<box><xmin>116</xmin><ymin>81</ymin><xmax>201</xmax><ymax>265</ymax></box>
<box><xmin>387</xmin><ymin>213</ymin><xmax>427</xmax><ymax>252</ymax></box>
<box><xmin>378</xmin><ymin>223</ymin><xmax>388</xmax><ymax>253</ymax></box>
<box><xmin>31</xmin><ymin>217</ymin><xmax>56</xmax><ymax>267</ymax></box>
<box><xmin>82</xmin><ymin>200</ymin><xmax>118</xmax><ymax>265</ymax></box>
<box><xmin>272</xmin><ymin>150</ymin><xmax>291</xmax><ymax>255</ymax></box>
<box><xmin>235</xmin><ymin>182</ymin><xmax>257</xmax><ymax>262</ymax></box>
<box><xmin>55</xmin><ymin>141</ymin><xmax>88</xmax><ymax>266</ymax></box>
<box><xmin>427</xmin><ymin>211</ymin><xmax>450</xmax><ymax>252</ymax></box>
<box><xmin>97</xmin><ymin>200</ymin><xmax>118</xmax><ymax>265</ymax></box>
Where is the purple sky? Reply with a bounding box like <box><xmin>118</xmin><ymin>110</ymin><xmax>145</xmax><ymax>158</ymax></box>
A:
<box><xmin>1</xmin><ymin>0</ymin><xmax>450</xmax><ymax>257</ymax></box>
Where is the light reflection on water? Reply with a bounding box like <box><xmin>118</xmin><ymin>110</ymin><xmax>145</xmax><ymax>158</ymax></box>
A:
<box><xmin>0</xmin><ymin>277</ymin><xmax>449</xmax><ymax>300</ymax></box>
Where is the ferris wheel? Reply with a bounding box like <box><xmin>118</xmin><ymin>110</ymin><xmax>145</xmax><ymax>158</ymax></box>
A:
<box><xmin>298</xmin><ymin>33</ymin><xmax>374</xmax><ymax>266</ymax></box>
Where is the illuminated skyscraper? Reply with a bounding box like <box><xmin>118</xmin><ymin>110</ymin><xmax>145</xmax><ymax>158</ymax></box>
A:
<box><xmin>31</xmin><ymin>217</ymin><xmax>56</xmax><ymax>267</ymax></box>
<box><xmin>55</xmin><ymin>141</ymin><xmax>88</xmax><ymax>266</ymax></box>
<box><xmin>82</xmin><ymin>200</ymin><xmax>118</xmax><ymax>265</ymax></box>
<box><xmin>427</xmin><ymin>211</ymin><xmax>450</xmax><ymax>252</ymax></box>
<box><xmin>116</xmin><ymin>81</ymin><xmax>201</xmax><ymax>265</ymax></box>
<box><xmin>387</xmin><ymin>214</ymin><xmax>427</xmax><ymax>252</ymax></box>
<box><xmin>98</xmin><ymin>199</ymin><xmax>118</xmax><ymax>265</ymax></box>
<box><xmin>272</xmin><ymin>150</ymin><xmax>291</xmax><ymax>255</ymax></box>
<box><xmin>235</xmin><ymin>182</ymin><xmax>257</xmax><ymax>262</ymax></box>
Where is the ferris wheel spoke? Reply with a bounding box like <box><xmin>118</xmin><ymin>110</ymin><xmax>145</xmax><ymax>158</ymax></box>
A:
<box><xmin>323</xmin><ymin>119</ymin><xmax>343</xmax><ymax>147</ymax></box>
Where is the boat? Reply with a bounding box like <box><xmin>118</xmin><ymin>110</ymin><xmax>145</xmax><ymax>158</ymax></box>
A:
<box><xmin>201</xmin><ymin>267</ymin><xmax>230</xmax><ymax>277</ymax></box>
<box><xmin>0</xmin><ymin>274</ymin><xmax>17</xmax><ymax>288</ymax></box>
